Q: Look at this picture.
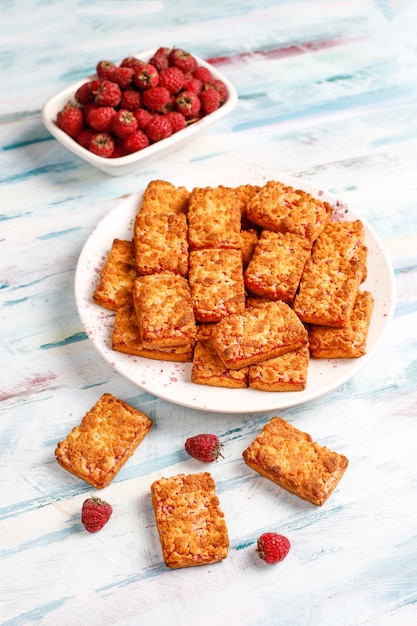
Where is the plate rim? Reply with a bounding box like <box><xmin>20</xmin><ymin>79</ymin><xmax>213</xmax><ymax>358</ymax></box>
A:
<box><xmin>75</xmin><ymin>168</ymin><xmax>396</xmax><ymax>413</ymax></box>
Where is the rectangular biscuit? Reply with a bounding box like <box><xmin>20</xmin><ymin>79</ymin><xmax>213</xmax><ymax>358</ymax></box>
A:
<box><xmin>239</xmin><ymin>228</ymin><xmax>259</xmax><ymax>268</ymax></box>
<box><xmin>191</xmin><ymin>324</ymin><xmax>249</xmax><ymax>389</ymax></box>
<box><xmin>188</xmin><ymin>248</ymin><xmax>245</xmax><ymax>322</ymax></box>
<box><xmin>245</xmin><ymin>180</ymin><xmax>333</xmax><ymax>241</ymax></box>
<box><xmin>308</xmin><ymin>290</ymin><xmax>374</xmax><ymax>358</ymax></box>
<box><xmin>93</xmin><ymin>239</ymin><xmax>136</xmax><ymax>311</ymax></box>
<box><xmin>139</xmin><ymin>179</ymin><xmax>190</xmax><ymax>217</ymax></box>
<box><xmin>292</xmin><ymin>220</ymin><xmax>367</xmax><ymax>327</ymax></box>
<box><xmin>244</xmin><ymin>230</ymin><xmax>312</xmax><ymax>302</ymax></box>
<box><xmin>112</xmin><ymin>305</ymin><xmax>194</xmax><ymax>361</ymax></box>
<box><xmin>248</xmin><ymin>345</ymin><xmax>310</xmax><ymax>391</ymax></box>
<box><xmin>151</xmin><ymin>472</ymin><xmax>229</xmax><ymax>569</ymax></box>
<box><xmin>134</xmin><ymin>211</ymin><xmax>189</xmax><ymax>277</ymax></box>
<box><xmin>242</xmin><ymin>417</ymin><xmax>349</xmax><ymax>506</ymax></box>
<box><xmin>210</xmin><ymin>300</ymin><xmax>309</xmax><ymax>369</ymax></box>
<box><xmin>55</xmin><ymin>393</ymin><xmax>152</xmax><ymax>489</ymax></box>
<box><xmin>133</xmin><ymin>271</ymin><xmax>196</xmax><ymax>348</ymax></box>
<box><xmin>187</xmin><ymin>186</ymin><xmax>242</xmax><ymax>250</ymax></box>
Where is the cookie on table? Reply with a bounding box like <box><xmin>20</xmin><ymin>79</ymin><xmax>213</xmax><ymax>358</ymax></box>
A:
<box><xmin>308</xmin><ymin>290</ymin><xmax>374</xmax><ymax>358</ymax></box>
<box><xmin>245</xmin><ymin>180</ymin><xmax>333</xmax><ymax>241</ymax></box>
<box><xmin>133</xmin><ymin>211</ymin><xmax>189</xmax><ymax>277</ymax></box>
<box><xmin>191</xmin><ymin>324</ymin><xmax>249</xmax><ymax>388</ymax></box>
<box><xmin>112</xmin><ymin>305</ymin><xmax>194</xmax><ymax>361</ymax></box>
<box><xmin>187</xmin><ymin>186</ymin><xmax>242</xmax><ymax>250</ymax></box>
<box><xmin>244</xmin><ymin>230</ymin><xmax>312</xmax><ymax>302</ymax></box>
<box><xmin>133</xmin><ymin>271</ymin><xmax>197</xmax><ymax>349</ymax></box>
<box><xmin>188</xmin><ymin>248</ymin><xmax>245</xmax><ymax>322</ymax></box>
<box><xmin>248</xmin><ymin>344</ymin><xmax>310</xmax><ymax>391</ymax></box>
<box><xmin>151</xmin><ymin>472</ymin><xmax>229</xmax><ymax>569</ymax></box>
<box><xmin>242</xmin><ymin>417</ymin><xmax>349</xmax><ymax>506</ymax></box>
<box><xmin>293</xmin><ymin>220</ymin><xmax>367</xmax><ymax>327</ymax></box>
<box><xmin>210</xmin><ymin>300</ymin><xmax>308</xmax><ymax>369</ymax></box>
<box><xmin>93</xmin><ymin>239</ymin><xmax>136</xmax><ymax>311</ymax></box>
<box><xmin>139</xmin><ymin>179</ymin><xmax>190</xmax><ymax>217</ymax></box>
<box><xmin>55</xmin><ymin>393</ymin><xmax>152</xmax><ymax>489</ymax></box>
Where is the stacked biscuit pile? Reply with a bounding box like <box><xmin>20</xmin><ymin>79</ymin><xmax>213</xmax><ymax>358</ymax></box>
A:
<box><xmin>93</xmin><ymin>179</ymin><xmax>374</xmax><ymax>392</ymax></box>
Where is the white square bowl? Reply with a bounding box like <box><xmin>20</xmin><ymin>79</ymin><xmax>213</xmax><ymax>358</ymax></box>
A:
<box><xmin>41</xmin><ymin>48</ymin><xmax>238</xmax><ymax>176</ymax></box>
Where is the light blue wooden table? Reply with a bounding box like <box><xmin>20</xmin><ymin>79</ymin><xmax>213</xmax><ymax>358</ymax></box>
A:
<box><xmin>1</xmin><ymin>1</ymin><xmax>417</xmax><ymax>624</ymax></box>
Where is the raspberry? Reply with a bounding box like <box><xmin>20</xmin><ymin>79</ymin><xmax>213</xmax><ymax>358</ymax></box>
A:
<box><xmin>120</xmin><ymin>88</ymin><xmax>142</xmax><ymax>112</ymax></box>
<box><xmin>149</xmin><ymin>47</ymin><xmax>171</xmax><ymax>71</ymax></box>
<box><xmin>159</xmin><ymin>67</ymin><xmax>185</xmax><ymax>95</ymax></box>
<box><xmin>163</xmin><ymin>111</ymin><xmax>186</xmax><ymax>132</ymax></box>
<box><xmin>200</xmin><ymin>86</ymin><xmax>220</xmax><ymax>114</ymax></box>
<box><xmin>112</xmin><ymin>109</ymin><xmax>138</xmax><ymax>139</ymax></box>
<box><xmin>96</xmin><ymin>60</ymin><xmax>116</xmax><ymax>80</ymax></box>
<box><xmin>175</xmin><ymin>90</ymin><xmax>201</xmax><ymax>118</ymax></box>
<box><xmin>112</xmin><ymin>66</ymin><xmax>135</xmax><ymax>89</ymax></box>
<box><xmin>123</xmin><ymin>129</ymin><xmax>150</xmax><ymax>153</ymax></box>
<box><xmin>212</xmin><ymin>78</ymin><xmax>228</xmax><ymax>104</ymax></box>
<box><xmin>120</xmin><ymin>56</ymin><xmax>146</xmax><ymax>73</ymax></box>
<box><xmin>85</xmin><ymin>105</ymin><xmax>116</xmax><ymax>132</ymax></box>
<box><xmin>89</xmin><ymin>133</ymin><xmax>115</xmax><ymax>158</ymax></box>
<box><xmin>76</xmin><ymin>128</ymin><xmax>95</xmax><ymax>149</ymax></box>
<box><xmin>75</xmin><ymin>80</ymin><xmax>99</xmax><ymax>105</ymax></box>
<box><xmin>256</xmin><ymin>533</ymin><xmax>291</xmax><ymax>564</ymax></box>
<box><xmin>134</xmin><ymin>64</ymin><xmax>159</xmax><ymax>90</ymax></box>
<box><xmin>142</xmin><ymin>86</ymin><xmax>171</xmax><ymax>113</ymax></box>
<box><xmin>95</xmin><ymin>80</ymin><xmax>122</xmax><ymax>107</ymax></box>
<box><xmin>184</xmin><ymin>434</ymin><xmax>223</xmax><ymax>462</ymax></box>
<box><xmin>193</xmin><ymin>65</ymin><xmax>214</xmax><ymax>85</ymax></box>
<box><xmin>183</xmin><ymin>75</ymin><xmax>203</xmax><ymax>96</ymax></box>
<box><xmin>110</xmin><ymin>140</ymin><xmax>126</xmax><ymax>158</ymax></box>
<box><xmin>56</xmin><ymin>101</ymin><xmax>84</xmax><ymax>138</ymax></box>
<box><xmin>145</xmin><ymin>115</ymin><xmax>173</xmax><ymax>142</ymax></box>
<box><xmin>81</xmin><ymin>495</ymin><xmax>113</xmax><ymax>532</ymax></box>
<box><xmin>169</xmin><ymin>48</ymin><xmax>197</xmax><ymax>73</ymax></box>
<box><xmin>134</xmin><ymin>107</ymin><xmax>154</xmax><ymax>130</ymax></box>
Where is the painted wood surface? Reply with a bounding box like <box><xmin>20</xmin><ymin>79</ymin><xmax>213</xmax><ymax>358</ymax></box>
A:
<box><xmin>1</xmin><ymin>1</ymin><xmax>417</xmax><ymax>624</ymax></box>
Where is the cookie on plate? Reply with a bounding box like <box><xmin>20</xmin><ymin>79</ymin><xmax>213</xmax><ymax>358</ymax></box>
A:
<box><xmin>93</xmin><ymin>239</ymin><xmax>136</xmax><ymax>311</ymax></box>
<box><xmin>248</xmin><ymin>344</ymin><xmax>310</xmax><ymax>391</ymax></box>
<box><xmin>187</xmin><ymin>186</ymin><xmax>242</xmax><ymax>250</ymax></box>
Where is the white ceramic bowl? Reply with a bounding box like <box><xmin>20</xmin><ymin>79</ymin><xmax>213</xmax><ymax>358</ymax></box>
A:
<box><xmin>41</xmin><ymin>48</ymin><xmax>238</xmax><ymax>176</ymax></box>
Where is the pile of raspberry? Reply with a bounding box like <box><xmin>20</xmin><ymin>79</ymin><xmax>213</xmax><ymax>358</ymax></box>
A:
<box><xmin>55</xmin><ymin>46</ymin><xmax>228</xmax><ymax>159</ymax></box>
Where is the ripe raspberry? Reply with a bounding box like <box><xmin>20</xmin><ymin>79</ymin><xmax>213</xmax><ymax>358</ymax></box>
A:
<box><xmin>163</xmin><ymin>111</ymin><xmax>186</xmax><ymax>132</ymax></box>
<box><xmin>123</xmin><ymin>129</ymin><xmax>150</xmax><ymax>153</ymax></box>
<box><xmin>112</xmin><ymin>66</ymin><xmax>135</xmax><ymax>89</ymax></box>
<box><xmin>112</xmin><ymin>109</ymin><xmax>138</xmax><ymax>139</ymax></box>
<box><xmin>89</xmin><ymin>133</ymin><xmax>115</xmax><ymax>158</ymax></box>
<box><xmin>95</xmin><ymin>80</ymin><xmax>122</xmax><ymax>107</ymax></box>
<box><xmin>96</xmin><ymin>60</ymin><xmax>116</xmax><ymax>80</ymax></box>
<box><xmin>200</xmin><ymin>86</ymin><xmax>220</xmax><ymax>114</ymax></box>
<box><xmin>120</xmin><ymin>88</ymin><xmax>142</xmax><ymax>111</ymax></box>
<box><xmin>175</xmin><ymin>90</ymin><xmax>201</xmax><ymax>118</ymax></box>
<box><xmin>75</xmin><ymin>80</ymin><xmax>99</xmax><ymax>105</ymax></box>
<box><xmin>169</xmin><ymin>48</ymin><xmax>197</xmax><ymax>73</ymax></box>
<box><xmin>149</xmin><ymin>47</ymin><xmax>171</xmax><ymax>71</ymax></box>
<box><xmin>213</xmin><ymin>79</ymin><xmax>228</xmax><ymax>104</ymax></box>
<box><xmin>145</xmin><ymin>115</ymin><xmax>173</xmax><ymax>142</ymax></box>
<box><xmin>76</xmin><ymin>128</ymin><xmax>95</xmax><ymax>149</ymax></box>
<box><xmin>193</xmin><ymin>65</ymin><xmax>214</xmax><ymax>85</ymax></box>
<box><xmin>183</xmin><ymin>75</ymin><xmax>203</xmax><ymax>96</ymax></box>
<box><xmin>184</xmin><ymin>433</ymin><xmax>223</xmax><ymax>462</ymax></box>
<box><xmin>120</xmin><ymin>56</ymin><xmax>146</xmax><ymax>73</ymax></box>
<box><xmin>85</xmin><ymin>105</ymin><xmax>116</xmax><ymax>132</ymax></box>
<box><xmin>159</xmin><ymin>67</ymin><xmax>185</xmax><ymax>95</ymax></box>
<box><xmin>110</xmin><ymin>140</ymin><xmax>126</xmax><ymax>158</ymax></box>
<box><xmin>142</xmin><ymin>86</ymin><xmax>171</xmax><ymax>113</ymax></box>
<box><xmin>81</xmin><ymin>495</ymin><xmax>113</xmax><ymax>532</ymax></box>
<box><xmin>256</xmin><ymin>532</ymin><xmax>291</xmax><ymax>564</ymax></box>
<box><xmin>56</xmin><ymin>101</ymin><xmax>84</xmax><ymax>138</ymax></box>
<box><xmin>134</xmin><ymin>107</ymin><xmax>154</xmax><ymax>130</ymax></box>
<box><xmin>134</xmin><ymin>64</ymin><xmax>159</xmax><ymax>90</ymax></box>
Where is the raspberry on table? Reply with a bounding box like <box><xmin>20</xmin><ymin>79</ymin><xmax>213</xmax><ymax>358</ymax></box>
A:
<box><xmin>256</xmin><ymin>532</ymin><xmax>291</xmax><ymax>564</ymax></box>
<box><xmin>81</xmin><ymin>495</ymin><xmax>113</xmax><ymax>532</ymax></box>
<box><xmin>184</xmin><ymin>433</ymin><xmax>223</xmax><ymax>462</ymax></box>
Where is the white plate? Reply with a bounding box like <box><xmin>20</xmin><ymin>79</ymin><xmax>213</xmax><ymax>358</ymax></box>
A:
<box><xmin>75</xmin><ymin>169</ymin><xmax>396</xmax><ymax>413</ymax></box>
<box><xmin>42</xmin><ymin>49</ymin><xmax>238</xmax><ymax>176</ymax></box>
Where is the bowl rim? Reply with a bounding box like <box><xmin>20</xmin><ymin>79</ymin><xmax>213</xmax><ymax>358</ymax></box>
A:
<box><xmin>41</xmin><ymin>47</ymin><xmax>238</xmax><ymax>172</ymax></box>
